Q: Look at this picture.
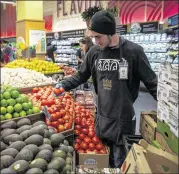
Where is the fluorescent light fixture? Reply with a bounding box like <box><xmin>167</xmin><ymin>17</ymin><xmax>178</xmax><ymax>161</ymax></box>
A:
<box><xmin>1</xmin><ymin>1</ymin><xmax>16</xmax><ymax>4</ymax></box>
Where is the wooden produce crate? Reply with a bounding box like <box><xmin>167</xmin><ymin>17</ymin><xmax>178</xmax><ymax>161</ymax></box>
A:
<box><xmin>140</xmin><ymin>111</ymin><xmax>157</xmax><ymax>144</ymax></box>
<box><xmin>0</xmin><ymin>112</ymin><xmax>45</xmax><ymax>125</ymax></box>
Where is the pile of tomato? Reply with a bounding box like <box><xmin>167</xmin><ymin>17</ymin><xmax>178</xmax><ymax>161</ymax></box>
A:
<box><xmin>28</xmin><ymin>86</ymin><xmax>74</xmax><ymax>132</ymax></box>
<box><xmin>74</xmin><ymin>103</ymin><xmax>108</xmax><ymax>154</ymax></box>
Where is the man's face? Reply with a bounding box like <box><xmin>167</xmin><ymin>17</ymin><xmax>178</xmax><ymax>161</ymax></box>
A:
<box><xmin>89</xmin><ymin>31</ymin><xmax>110</xmax><ymax>49</ymax></box>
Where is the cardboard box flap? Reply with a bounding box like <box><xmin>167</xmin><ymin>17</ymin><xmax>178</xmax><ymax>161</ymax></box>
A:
<box><xmin>139</xmin><ymin>139</ymin><xmax>178</xmax><ymax>165</ymax></box>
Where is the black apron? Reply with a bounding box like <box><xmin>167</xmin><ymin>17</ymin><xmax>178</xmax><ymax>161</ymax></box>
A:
<box><xmin>95</xmin><ymin>45</ymin><xmax>136</xmax><ymax>145</ymax></box>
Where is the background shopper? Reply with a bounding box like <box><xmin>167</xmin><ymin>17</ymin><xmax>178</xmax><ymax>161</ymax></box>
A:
<box><xmin>54</xmin><ymin>10</ymin><xmax>157</xmax><ymax>168</ymax></box>
<box><xmin>46</xmin><ymin>42</ymin><xmax>57</xmax><ymax>63</ymax></box>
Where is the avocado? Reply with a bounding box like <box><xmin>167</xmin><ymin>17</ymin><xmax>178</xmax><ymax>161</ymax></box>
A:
<box><xmin>22</xmin><ymin>144</ymin><xmax>39</xmax><ymax>156</ymax></box>
<box><xmin>25</xmin><ymin>168</ymin><xmax>43</xmax><ymax>174</ymax></box>
<box><xmin>47</xmin><ymin>159</ymin><xmax>63</xmax><ymax>173</ymax></box>
<box><xmin>67</xmin><ymin>146</ymin><xmax>74</xmax><ymax>154</ymax></box>
<box><xmin>39</xmin><ymin>124</ymin><xmax>48</xmax><ymax>130</ymax></box>
<box><xmin>66</xmin><ymin>152</ymin><xmax>73</xmax><ymax>158</ymax></box>
<box><xmin>52</xmin><ymin>157</ymin><xmax>66</xmax><ymax>168</ymax></box>
<box><xmin>44</xmin><ymin>129</ymin><xmax>50</xmax><ymax>138</ymax></box>
<box><xmin>10</xmin><ymin>160</ymin><xmax>29</xmax><ymax>174</ymax></box>
<box><xmin>66</xmin><ymin>157</ymin><xmax>73</xmax><ymax>165</ymax></box>
<box><xmin>39</xmin><ymin>144</ymin><xmax>53</xmax><ymax>152</ymax></box>
<box><xmin>35</xmin><ymin>149</ymin><xmax>52</xmax><ymax>163</ymax></box>
<box><xmin>17</xmin><ymin>118</ymin><xmax>31</xmax><ymax>128</ymax></box>
<box><xmin>44</xmin><ymin>169</ymin><xmax>59</xmax><ymax>174</ymax></box>
<box><xmin>48</xmin><ymin>128</ymin><xmax>56</xmax><ymax>137</ymax></box>
<box><xmin>20</xmin><ymin>130</ymin><xmax>30</xmax><ymax>140</ymax></box>
<box><xmin>0</xmin><ymin>142</ymin><xmax>7</xmax><ymax>151</ymax></box>
<box><xmin>1</xmin><ymin>168</ymin><xmax>17</xmax><ymax>174</ymax></box>
<box><xmin>29</xmin><ymin>126</ymin><xmax>45</xmax><ymax>137</ymax></box>
<box><xmin>1</xmin><ymin>129</ymin><xmax>17</xmax><ymax>139</ymax></box>
<box><xmin>52</xmin><ymin>150</ymin><xmax>66</xmax><ymax>160</ymax></box>
<box><xmin>43</xmin><ymin>138</ymin><xmax>51</xmax><ymax>145</ymax></box>
<box><xmin>16</xmin><ymin>125</ymin><xmax>31</xmax><ymax>134</ymax></box>
<box><xmin>1</xmin><ymin>121</ymin><xmax>17</xmax><ymax>129</ymax></box>
<box><xmin>15</xmin><ymin>149</ymin><xmax>34</xmax><ymax>162</ymax></box>
<box><xmin>4</xmin><ymin>134</ymin><xmax>23</xmax><ymax>145</ymax></box>
<box><xmin>30</xmin><ymin>158</ymin><xmax>47</xmax><ymax>172</ymax></box>
<box><xmin>50</xmin><ymin>133</ymin><xmax>65</xmax><ymax>147</ymax></box>
<box><xmin>63</xmin><ymin>140</ymin><xmax>69</xmax><ymax>146</ymax></box>
<box><xmin>63</xmin><ymin>165</ymin><xmax>72</xmax><ymax>173</ymax></box>
<box><xmin>1</xmin><ymin>155</ymin><xmax>15</xmax><ymax>169</ymax></box>
<box><xmin>33</xmin><ymin>121</ymin><xmax>45</xmax><ymax>127</ymax></box>
<box><xmin>1</xmin><ymin>148</ymin><xmax>18</xmax><ymax>158</ymax></box>
<box><xmin>57</xmin><ymin>144</ymin><xmax>68</xmax><ymax>153</ymax></box>
<box><xmin>8</xmin><ymin>141</ymin><xmax>26</xmax><ymax>151</ymax></box>
<box><xmin>25</xmin><ymin>134</ymin><xmax>43</xmax><ymax>146</ymax></box>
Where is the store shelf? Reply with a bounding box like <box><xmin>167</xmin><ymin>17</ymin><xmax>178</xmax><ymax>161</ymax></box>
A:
<box><xmin>133</xmin><ymin>40</ymin><xmax>170</xmax><ymax>44</ymax></box>
<box><xmin>145</xmin><ymin>50</ymin><xmax>167</xmax><ymax>53</ymax></box>
<box><xmin>149</xmin><ymin>60</ymin><xmax>166</xmax><ymax>63</ymax></box>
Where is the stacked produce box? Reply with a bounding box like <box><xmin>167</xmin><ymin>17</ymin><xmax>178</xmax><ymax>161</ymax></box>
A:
<box><xmin>157</xmin><ymin>62</ymin><xmax>178</xmax><ymax>155</ymax></box>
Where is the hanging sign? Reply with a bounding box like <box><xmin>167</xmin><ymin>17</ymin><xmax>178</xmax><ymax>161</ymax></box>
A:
<box><xmin>168</xmin><ymin>14</ymin><xmax>179</xmax><ymax>27</ymax></box>
<box><xmin>116</xmin><ymin>25</ymin><xmax>127</xmax><ymax>35</ymax></box>
<box><xmin>29</xmin><ymin>30</ymin><xmax>46</xmax><ymax>54</ymax></box>
<box><xmin>140</xmin><ymin>21</ymin><xmax>158</xmax><ymax>33</ymax></box>
<box><xmin>130</xmin><ymin>22</ymin><xmax>141</xmax><ymax>34</ymax></box>
<box><xmin>61</xmin><ymin>29</ymin><xmax>85</xmax><ymax>38</ymax></box>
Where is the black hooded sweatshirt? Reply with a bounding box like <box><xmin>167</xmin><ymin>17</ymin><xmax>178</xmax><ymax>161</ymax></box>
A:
<box><xmin>61</xmin><ymin>37</ymin><xmax>157</xmax><ymax>144</ymax></box>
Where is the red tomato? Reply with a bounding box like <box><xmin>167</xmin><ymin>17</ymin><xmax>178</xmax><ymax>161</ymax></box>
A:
<box><xmin>93</xmin><ymin>149</ymin><xmax>99</xmax><ymax>154</ymax></box>
<box><xmin>58</xmin><ymin>124</ymin><xmax>65</xmax><ymax>132</ymax></box>
<box><xmin>75</xmin><ymin>117</ymin><xmax>81</xmax><ymax>125</ymax></box>
<box><xmin>58</xmin><ymin>118</ymin><xmax>65</xmax><ymax>124</ymax></box>
<box><xmin>64</xmin><ymin>123</ymin><xmax>71</xmax><ymax>130</ymax></box>
<box><xmin>88</xmin><ymin>131</ymin><xmax>95</xmax><ymax>138</ymax></box>
<box><xmin>47</xmin><ymin>108</ymin><xmax>54</xmax><ymax>114</ymax></box>
<box><xmin>63</xmin><ymin>114</ymin><xmax>70</xmax><ymax>121</ymax></box>
<box><xmin>74</xmin><ymin>143</ymin><xmax>80</xmax><ymax>151</ymax></box>
<box><xmin>99</xmin><ymin>148</ymin><xmax>107</xmax><ymax>154</ymax></box>
<box><xmin>53</xmin><ymin>88</ymin><xmax>61</xmax><ymax>95</ymax></box>
<box><xmin>60</xmin><ymin>109</ymin><xmax>66</xmax><ymax>117</ymax></box>
<box><xmin>47</xmin><ymin>121</ymin><xmax>58</xmax><ymax>128</ymax></box>
<box><xmin>92</xmin><ymin>137</ymin><xmax>100</xmax><ymax>144</ymax></box>
<box><xmin>75</xmin><ymin>138</ymin><xmax>82</xmax><ymax>144</ymax></box>
<box><xmin>78</xmin><ymin>149</ymin><xmax>85</xmax><ymax>153</ymax></box>
<box><xmin>79</xmin><ymin>133</ymin><xmax>86</xmax><ymax>140</ymax></box>
<box><xmin>80</xmin><ymin>142</ymin><xmax>88</xmax><ymax>150</ymax></box>
<box><xmin>74</xmin><ymin>130</ymin><xmax>80</xmax><ymax>135</ymax></box>
<box><xmin>86</xmin><ymin>149</ymin><xmax>93</xmax><ymax>153</ymax></box>
<box><xmin>51</xmin><ymin>113</ymin><xmax>59</xmax><ymax>122</ymax></box>
<box><xmin>96</xmin><ymin>144</ymin><xmax>104</xmax><ymax>151</ymax></box>
<box><xmin>84</xmin><ymin>137</ymin><xmax>91</xmax><ymax>144</ymax></box>
<box><xmin>32</xmin><ymin>87</ymin><xmax>39</xmax><ymax>93</ymax></box>
<box><xmin>81</xmin><ymin>128</ymin><xmax>89</xmax><ymax>135</ymax></box>
<box><xmin>75</xmin><ymin>125</ymin><xmax>81</xmax><ymax>131</ymax></box>
<box><xmin>88</xmin><ymin>143</ymin><xmax>95</xmax><ymax>151</ymax></box>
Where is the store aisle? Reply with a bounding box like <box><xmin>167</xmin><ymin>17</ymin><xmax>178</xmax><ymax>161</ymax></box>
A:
<box><xmin>134</xmin><ymin>91</ymin><xmax>157</xmax><ymax>134</ymax></box>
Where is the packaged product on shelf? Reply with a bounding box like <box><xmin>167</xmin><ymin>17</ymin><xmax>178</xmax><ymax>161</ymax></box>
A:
<box><xmin>121</xmin><ymin>139</ymin><xmax>178</xmax><ymax>174</ymax></box>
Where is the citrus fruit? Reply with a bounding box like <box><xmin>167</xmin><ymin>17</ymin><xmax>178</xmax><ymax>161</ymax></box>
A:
<box><xmin>26</xmin><ymin>109</ymin><xmax>33</xmax><ymax>115</ymax></box>
<box><xmin>5</xmin><ymin>113</ymin><xmax>12</xmax><ymax>120</ymax></box>
<box><xmin>32</xmin><ymin>107</ymin><xmax>40</xmax><ymax>114</ymax></box>
<box><xmin>7</xmin><ymin>98</ymin><xmax>16</xmax><ymax>106</ymax></box>
<box><xmin>22</xmin><ymin>103</ymin><xmax>30</xmax><ymax>111</ymax></box>
<box><xmin>28</xmin><ymin>102</ymin><xmax>33</xmax><ymax>109</ymax></box>
<box><xmin>14</xmin><ymin>103</ymin><xmax>22</xmax><ymax>112</ymax></box>
<box><xmin>19</xmin><ymin>110</ymin><xmax>26</xmax><ymax>117</ymax></box>
<box><xmin>16</xmin><ymin>97</ymin><xmax>24</xmax><ymax>104</ymax></box>
<box><xmin>13</xmin><ymin>112</ymin><xmax>20</xmax><ymax>118</ymax></box>
<box><xmin>3</xmin><ymin>92</ymin><xmax>11</xmax><ymax>100</ymax></box>
<box><xmin>1</xmin><ymin>107</ymin><xmax>7</xmax><ymax>115</ymax></box>
<box><xmin>11</xmin><ymin>90</ymin><xmax>20</xmax><ymax>99</ymax></box>
<box><xmin>7</xmin><ymin>106</ymin><xmax>14</xmax><ymax>114</ymax></box>
<box><xmin>1</xmin><ymin>99</ymin><xmax>8</xmax><ymax>107</ymax></box>
<box><xmin>0</xmin><ymin>94</ymin><xmax>3</xmax><ymax>100</ymax></box>
<box><xmin>20</xmin><ymin>94</ymin><xmax>29</xmax><ymax>103</ymax></box>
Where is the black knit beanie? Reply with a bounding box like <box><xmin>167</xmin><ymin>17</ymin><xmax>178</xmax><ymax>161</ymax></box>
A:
<box><xmin>89</xmin><ymin>10</ymin><xmax>116</xmax><ymax>35</ymax></box>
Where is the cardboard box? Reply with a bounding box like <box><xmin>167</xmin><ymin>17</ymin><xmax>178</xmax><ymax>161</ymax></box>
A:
<box><xmin>121</xmin><ymin>139</ymin><xmax>178</xmax><ymax>174</ymax></box>
<box><xmin>140</xmin><ymin>111</ymin><xmax>157</xmax><ymax>144</ymax></box>
<box><xmin>76</xmin><ymin>147</ymin><xmax>109</xmax><ymax>169</ymax></box>
<box><xmin>157</xmin><ymin>118</ymin><xmax>178</xmax><ymax>154</ymax></box>
<box><xmin>157</xmin><ymin>82</ymin><xmax>166</xmax><ymax>101</ymax></box>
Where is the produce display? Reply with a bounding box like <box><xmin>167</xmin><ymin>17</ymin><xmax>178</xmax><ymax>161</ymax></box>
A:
<box><xmin>27</xmin><ymin>86</ymin><xmax>74</xmax><ymax>132</ymax></box>
<box><xmin>5</xmin><ymin>59</ymin><xmax>63</xmax><ymax>74</ymax></box>
<box><xmin>1</xmin><ymin>68</ymin><xmax>55</xmax><ymax>88</ymax></box>
<box><xmin>0</xmin><ymin>118</ymin><xmax>74</xmax><ymax>174</ymax></box>
<box><xmin>74</xmin><ymin>104</ymin><xmax>107</xmax><ymax>154</ymax></box>
<box><xmin>0</xmin><ymin>85</ymin><xmax>40</xmax><ymax>121</ymax></box>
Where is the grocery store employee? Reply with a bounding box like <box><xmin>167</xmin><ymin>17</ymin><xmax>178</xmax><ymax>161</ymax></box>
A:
<box><xmin>55</xmin><ymin>10</ymin><xmax>157</xmax><ymax>168</ymax></box>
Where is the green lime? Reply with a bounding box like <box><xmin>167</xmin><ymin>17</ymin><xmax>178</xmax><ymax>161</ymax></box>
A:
<box><xmin>16</xmin><ymin>97</ymin><xmax>24</xmax><ymax>104</ymax></box>
<box><xmin>32</xmin><ymin>107</ymin><xmax>40</xmax><ymax>114</ymax></box>
<box><xmin>3</xmin><ymin>92</ymin><xmax>11</xmax><ymax>100</ymax></box>
<box><xmin>0</xmin><ymin>115</ymin><xmax>5</xmax><ymax>121</ymax></box>
<box><xmin>5</xmin><ymin>113</ymin><xmax>12</xmax><ymax>120</ymax></box>
<box><xmin>11</xmin><ymin>90</ymin><xmax>20</xmax><ymax>99</ymax></box>
<box><xmin>22</xmin><ymin>103</ymin><xmax>30</xmax><ymax>111</ymax></box>
<box><xmin>1</xmin><ymin>107</ymin><xmax>7</xmax><ymax>115</ymax></box>
<box><xmin>13</xmin><ymin>112</ymin><xmax>20</xmax><ymax>118</ymax></box>
<box><xmin>20</xmin><ymin>94</ymin><xmax>29</xmax><ymax>103</ymax></box>
<box><xmin>1</xmin><ymin>99</ymin><xmax>8</xmax><ymax>107</ymax></box>
<box><xmin>26</xmin><ymin>109</ymin><xmax>33</xmax><ymax>115</ymax></box>
<box><xmin>0</xmin><ymin>94</ymin><xmax>3</xmax><ymax>100</ymax></box>
<box><xmin>7</xmin><ymin>106</ymin><xmax>14</xmax><ymax>114</ymax></box>
<box><xmin>7</xmin><ymin>98</ymin><xmax>16</xmax><ymax>106</ymax></box>
<box><xmin>28</xmin><ymin>101</ymin><xmax>33</xmax><ymax>109</ymax></box>
<box><xmin>14</xmin><ymin>103</ymin><xmax>22</xmax><ymax>112</ymax></box>
<box><xmin>19</xmin><ymin>110</ymin><xmax>26</xmax><ymax>117</ymax></box>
